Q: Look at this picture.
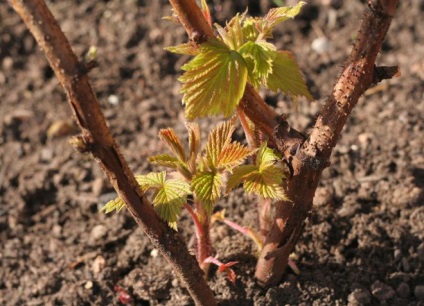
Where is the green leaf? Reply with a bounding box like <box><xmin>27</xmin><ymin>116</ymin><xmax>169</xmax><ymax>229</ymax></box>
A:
<box><xmin>152</xmin><ymin>178</ymin><xmax>191</xmax><ymax>230</ymax></box>
<box><xmin>204</xmin><ymin>119</ymin><xmax>235</xmax><ymax>169</ymax></box>
<box><xmin>201</xmin><ymin>118</ymin><xmax>252</xmax><ymax>171</ymax></box>
<box><xmin>148</xmin><ymin>154</ymin><xmax>183</xmax><ymax>169</ymax></box>
<box><xmin>179</xmin><ymin>39</ymin><xmax>248</xmax><ymax>119</ymax></box>
<box><xmin>100</xmin><ymin>197</ymin><xmax>126</xmax><ymax>213</ymax></box>
<box><xmin>191</xmin><ymin>171</ymin><xmax>223</xmax><ymax>211</ymax></box>
<box><xmin>215</xmin><ymin>13</ymin><xmax>245</xmax><ymax>51</ymax></box>
<box><xmin>239</xmin><ymin>41</ymin><xmax>276</xmax><ymax>87</ymax></box>
<box><xmin>266</xmin><ymin>51</ymin><xmax>312</xmax><ymax>102</ymax></box>
<box><xmin>241</xmin><ymin>17</ymin><xmax>261</xmax><ymax>42</ymax></box>
<box><xmin>136</xmin><ymin>172</ymin><xmax>191</xmax><ymax>230</ymax></box>
<box><xmin>226</xmin><ymin>164</ymin><xmax>257</xmax><ymax>192</ymax></box>
<box><xmin>135</xmin><ymin>171</ymin><xmax>166</xmax><ymax>191</ymax></box>
<box><xmin>226</xmin><ymin>143</ymin><xmax>287</xmax><ymax>200</ymax></box>
<box><xmin>217</xmin><ymin>142</ymin><xmax>253</xmax><ymax>170</ymax></box>
<box><xmin>158</xmin><ymin>128</ymin><xmax>187</xmax><ymax>163</ymax></box>
<box><xmin>186</xmin><ymin>122</ymin><xmax>201</xmax><ymax>172</ymax></box>
<box><xmin>261</xmin><ymin>1</ymin><xmax>306</xmax><ymax>37</ymax></box>
<box><xmin>165</xmin><ymin>43</ymin><xmax>199</xmax><ymax>56</ymax></box>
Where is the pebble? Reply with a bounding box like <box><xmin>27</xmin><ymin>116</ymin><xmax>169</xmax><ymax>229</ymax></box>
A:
<box><xmin>85</xmin><ymin>280</ymin><xmax>93</xmax><ymax>289</ymax></box>
<box><xmin>311</xmin><ymin>36</ymin><xmax>332</xmax><ymax>54</ymax></box>
<box><xmin>357</xmin><ymin>133</ymin><xmax>374</xmax><ymax>149</ymax></box>
<box><xmin>396</xmin><ymin>282</ymin><xmax>410</xmax><ymax>298</ymax></box>
<box><xmin>90</xmin><ymin>224</ymin><xmax>108</xmax><ymax>241</ymax></box>
<box><xmin>394</xmin><ymin>249</ymin><xmax>402</xmax><ymax>261</ymax></box>
<box><xmin>171</xmin><ymin>279</ymin><xmax>179</xmax><ymax>287</ymax></box>
<box><xmin>347</xmin><ymin>289</ymin><xmax>371</xmax><ymax>305</ymax></box>
<box><xmin>40</xmin><ymin>148</ymin><xmax>54</xmax><ymax>162</ymax></box>
<box><xmin>415</xmin><ymin>285</ymin><xmax>424</xmax><ymax>300</ymax></box>
<box><xmin>108</xmin><ymin>94</ymin><xmax>119</xmax><ymax>105</ymax></box>
<box><xmin>2</xmin><ymin>56</ymin><xmax>13</xmax><ymax>70</ymax></box>
<box><xmin>371</xmin><ymin>281</ymin><xmax>396</xmax><ymax>302</ymax></box>
<box><xmin>52</xmin><ymin>224</ymin><xmax>62</xmax><ymax>237</ymax></box>
<box><xmin>92</xmin><ymin>255</ymin><xmax>106</xmax><ymax>276</ymax></box>
<box><xmin>150</xmin><ymin>249</ymin><xmax>159</xmax><ymax>258</ymax></box>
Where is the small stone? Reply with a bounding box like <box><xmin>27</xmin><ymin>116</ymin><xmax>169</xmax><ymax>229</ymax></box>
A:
<box><xmin>371</xmin><ymin>281</ymin><xmax>396</xmax><ymax>302</ymax></box>
<box><xmin>357</xmin><ymin>133</ymin><xmax>374</xmax><ymax>149</ymax></box>
<box><xmin>171</xmin><ymin>279</ymin><xmax>179</xmax><ymax>287</ymax></box>
<box><xmin>108</xmin><ymin>94</ymin><xmax>119</xmax><ymax>105</ymax></box>
<box><xmin>52</xmin><ymin>224</ymin><xmax>62</xmax><ymax>237</ymax></box>
<box><xmin>396</xmin><ymin>282</ymin><xmax>410</xmax><ymax>298</ymax></box>
<box><xmin>150</xmin><ymin>249</ymin><xmax>158</xmax><ymax>258</ymax></box>
<box><xmin>90</xmin><ymin>224</ymin><xmax>108</xmax><ymax>241</ymax></box>
<box><xmin>92</xmin><ymin>255</ymin><xmax>106</xmax><ymax>276</ymax></box>
<box><xmin>394</xmin><ymin>249</ymin><xmax>402</xmax><ymax>261</ymax></box>
<box><xmin>311</xmin><ymin>37</ymin><xmax>332</xmax><ymax>54</ymax></box>
<box><xmin>40</xmin><ymin>148</ymin><xmax>54</xmax><ymax>162</ymax></box>
<box><xmin>347</xmin><ymin>289</ymin><xmax>371</xmax><ymax>305</ymax></box>
<box><xmin>414</xmin><ymin>285</ymin><xmax>424</xmax><ymax>300</ymax></box>
<box><xmin>2</xmin><ymin>56</ymin><xmax>13</xmax><ymax>70</ymax></box>
<box><xmin>85</xmin><ymin>281</ymin><xmax>93</xmax><ymax>289</ymax></box>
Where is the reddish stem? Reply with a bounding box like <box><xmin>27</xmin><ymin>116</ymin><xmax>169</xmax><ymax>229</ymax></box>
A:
<box><xmin>186</xmin><ymin>203</ymin><xmax>213</xmax><ymax>274</ymax></box>
<box><xmin>237</xmin><ymin>107</ymin><xmax>258</xmax><ymax>149</ymax></box>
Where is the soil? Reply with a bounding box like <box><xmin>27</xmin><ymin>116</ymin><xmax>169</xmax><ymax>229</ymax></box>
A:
<box><xmin>1</xmin><ymin>0</ymin><xmax>423</xmax><ymax>305</ymax></box>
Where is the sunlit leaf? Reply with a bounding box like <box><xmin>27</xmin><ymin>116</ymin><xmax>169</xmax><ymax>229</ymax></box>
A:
<box><xmin>100</xmin><ymin>197</ymin><xmax>126</xmax><ymax>213</ymax></box>
<box><xmin>241</xmin><ymin>17</ymin><xmax>261</xmax><ymax>42</ymax></box>
<box><xmin>226</xmin><ymin>143</ymin><xmax>287</xmax><ymax>200</ymax></box>
<box><xmin>266</xmin><ymin>51</ymin><xmax>312</xmax><ymax>103</ymax></box>
<box><xmin>165</xmin><ymin>43</ymin><xmax>199</xmax><ymax>56</ymax></box>
<box><xmin>180</xmin><ymin>38</ymin><xmax>248</xmax><ymax>119</ymax></box>
<box><xmin>217</xmin><ymin>142</ymin><xmax>253</xmax><ymax>170</ymax></box>
<box><xmin>226</xmin><ymin>164</ymin><xmax>257</xmax><ymax>192</ymax></box>
<box><xmin>187</xmin><ymin>122</ymin><xmax>201</xmax><ymax>172</ymax></box>
<box><xmin>136</xmin><ymin>172</ymin><xmax>190</xmax><ymax>230</ymax></box>
<box><xmin>261</xmin><ymin>1</ymin><xmax>306</xmax><ymax>37</ymax></box>
<box><xmin>191</xmin><ymin>171</ymin><xmax>223</xmax><ymax>212</ymax></box>
<box><xmin>204</xmin><ymin>119</ymin><xmax>235</xmax><ymax>169</ymax></box>
<box><xmin>215</xmin><ymin>13</ymin><xmax>245</xmax><ymax>50</ymax></box>
<box><xmin>239</xmin><ymin>41</ymin><xmax>276</xmax><ymax>87</ymax></box>
<box><xmin>135</xmin><ymin>171</ymin><xmax>166</xmax><ymax>191</ymax></box>
<box><xmin>148</xmin><ymin>154</ymin><xmax>183</xmax><ymax>169</ymax></box>
<box><xmin>158</xmin><ymin>128</ymin><xmax>187</xmax><ymax>163</ymax></box>
<box><xmin>152</xmin><ymin>178</ymin><xmax>191</xmax><ymax>229</ymax></box>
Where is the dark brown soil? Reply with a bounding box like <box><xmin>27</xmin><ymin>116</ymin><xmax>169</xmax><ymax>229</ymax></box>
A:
<box><xmin>1</xmin><ymin>1</ymin><xmax>423</xmax><ymax>305</ymax></box>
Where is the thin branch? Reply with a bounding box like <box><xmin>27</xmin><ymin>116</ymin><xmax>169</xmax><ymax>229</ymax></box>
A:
<box><xmin>9</xmin><ymin>1</ymin><xmax>216</xmax><ymax>305</ymax></box>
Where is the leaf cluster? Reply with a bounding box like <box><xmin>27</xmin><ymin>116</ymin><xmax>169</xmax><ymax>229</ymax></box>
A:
<box><xmin>167</xmin><ymin>1</ymin><xmax>312</xmax><ymax>120</ymax></box>
<box><xmin>101</xmin><ymin>119</ymin><xmax>287</xmax><ymax>229</ymax></box>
